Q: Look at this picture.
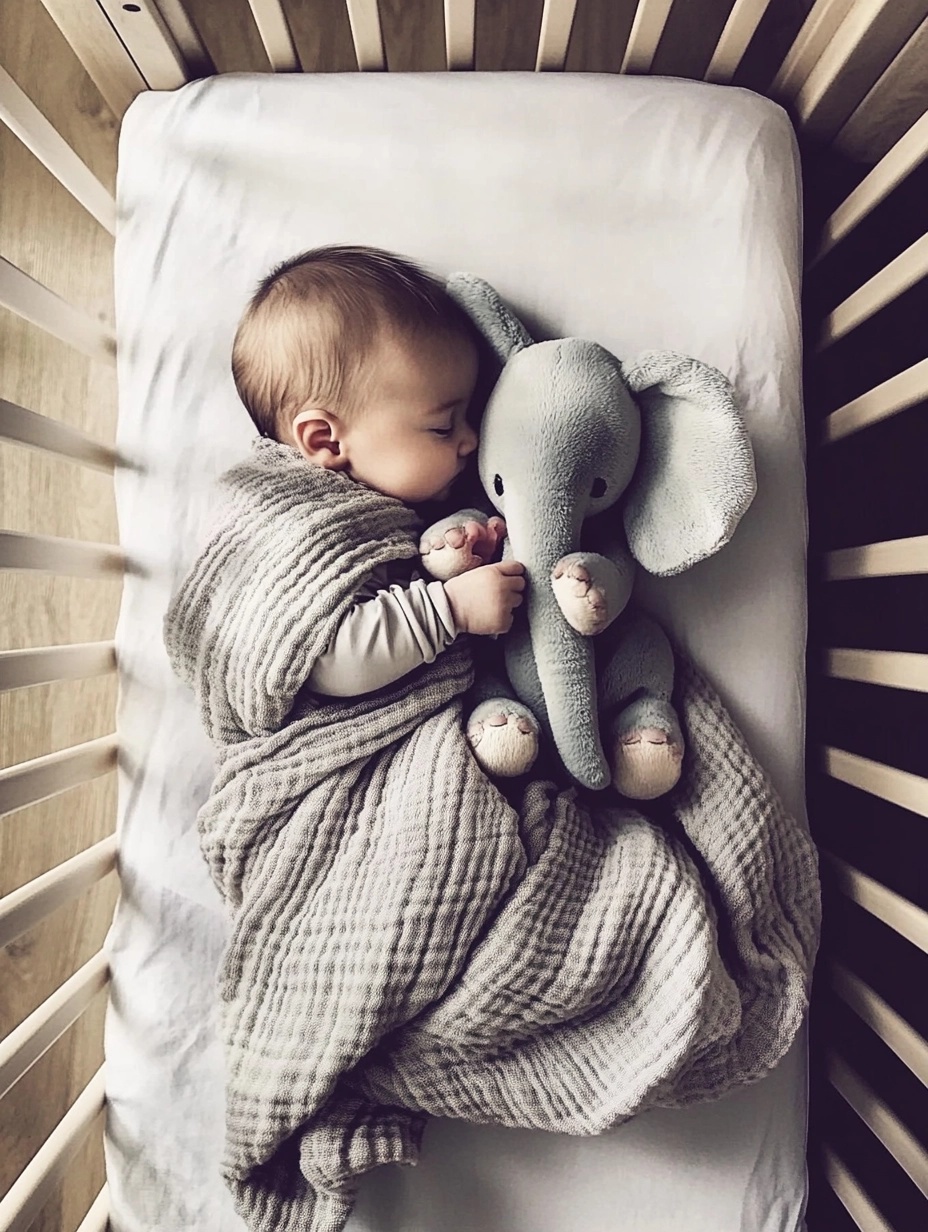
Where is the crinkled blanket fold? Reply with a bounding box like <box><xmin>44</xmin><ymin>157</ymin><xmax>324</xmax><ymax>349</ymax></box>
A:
<box><xmin>164</xmin><ymin>438</ymin><xmax>820</xmax><ymax>1232</ymax></box>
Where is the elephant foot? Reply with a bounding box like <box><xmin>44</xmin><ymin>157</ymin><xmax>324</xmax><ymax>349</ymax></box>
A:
<box><xmin>467</xmin><ymin>699</ymin><xmax>539</xmax><ymax>778</ymax></box>
<box><xmin>419</xmin><ymin>511</ymin><xmax>506</xmax><ymax>581</ymax></box>
<box><xmin>551</xmin><ymin>558</ymin><xmax>609</xmax><ymax>635</ymax></box>
<box><xmin>609</xmin><ymin>699</ymin><xmax>684</xmax><ymax>801</ymax></box>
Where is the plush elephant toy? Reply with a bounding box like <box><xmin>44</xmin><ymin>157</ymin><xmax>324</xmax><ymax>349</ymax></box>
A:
<box><xmin>420</xmin><ymin>274</ymin><xmax>756</xmax><ymax>795</ymax></box>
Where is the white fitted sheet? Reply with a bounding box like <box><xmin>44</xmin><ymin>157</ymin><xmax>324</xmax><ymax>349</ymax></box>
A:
<box><xmin>106</xmin><ymin>71</ymin><xmax>809</xmax><ymax>1232</ymax></box>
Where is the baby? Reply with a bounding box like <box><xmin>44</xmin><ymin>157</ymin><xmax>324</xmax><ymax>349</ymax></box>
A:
<box><xmin>231</xmin><ymin>243</ymin><xmax>525</xmax><ymax>697</ymax></box>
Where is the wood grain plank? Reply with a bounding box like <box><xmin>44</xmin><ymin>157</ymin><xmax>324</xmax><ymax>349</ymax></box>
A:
<box><xmin>564</xmin><ymin>0</ymin><xmax>637</xmax><ymax>73</ymax></box>
<box><xmin>245</xmin><ymin>0</ymin><xmax>301</xmax><ymax>70</ymax></box>
<box><xmin>284</xmin><ymin>0</ymin><xmax>356</xmax><ymax>73</ymax></box>
<box><xmin>476</xmin><ymin>0</ymin><xmax>544</xmax><ymax>71</ymax></box>
<box><xmin>97</xmin><ymin>0</ymin><xmax>190</xmax><ymax>89</ymax></box>
<box><xmin>621</xmin><ymin>0</ymin><xmax>674</xmax><ymax>73</ymax></box>
<box><xmin>813</xmin><ymin>110</ymin><xmax>928</xmax><ymax>264</ymax></box>
<box><xmin>794</xmin><ymin>0</ymin><xmax>928</xmax><ymax>143</ymax></box>
<box><xmin>181</xmin><ymin>0</ymin><xmax>271</xmax><ymax>72</ymax></box>
<box><xmin>35</xmin><ymin>0</ymin><xmax>147</xmax><ymax>119</ymax></box>
<box><xmin>704</xmin><ymin>0</ymin><xmax>774</xmax><ymax>84</ymax></box>
<box><xmin>835</xmin><ymin>15</ymin><xmax>928</xmax><ymax>164</ymax></box>
<box><xmin>0</xmin><ymin>65</ymin><xmax>116</xmax><ymax>235</ymax></box>
<box><xmin>0</xmin><ymin>6</ymin><xmax>120</xmax><ymax>1227</ymax></box>
<box><xmin>379</xmin><ymin>0</ymin><xmax>443</xmax><ymax>72</ymax></box>
<box><xmin>445</xmin><ymin>0</ymin><xmax>476</xmax><ymax>69</ymax></box>
<box><xmin>771</xmin><ymin>0</ymin><xmax>856</xmax><ymax>97</ymax></box>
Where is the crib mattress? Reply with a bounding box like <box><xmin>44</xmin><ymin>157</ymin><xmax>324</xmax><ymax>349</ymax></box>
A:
<box><xmin>107</xmin><ymin>72</ymin><xmax>808</xmax><ymax>1232</ymax></box>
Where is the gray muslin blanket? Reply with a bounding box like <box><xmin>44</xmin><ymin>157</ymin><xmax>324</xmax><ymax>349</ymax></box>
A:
<box><xmin>164</xmin><ymin>438</ymin><xmax>820</xmax><ymax>1232</ymax></box>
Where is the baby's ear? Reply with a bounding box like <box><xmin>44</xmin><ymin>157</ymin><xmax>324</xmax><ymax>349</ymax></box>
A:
<box><xmin>446</xmin><ymin>273</ymin><xmax>534</xmax><ymax>366</ymax></box>
<box><xmin>291</xmin><ymin>410</ymin><xmax>348</xmax><ymax>470</ymax></box>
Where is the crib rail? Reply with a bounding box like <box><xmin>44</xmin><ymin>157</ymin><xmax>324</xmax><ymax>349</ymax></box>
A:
<box><xmin>0</xmin><ymin>954</ymin><xmax>109</xmax><ymax>1105</ymax></box>
<box><xmin>2</xmin><ymin>8</ymin><xmax>120</xmax><ymax>1225</ymax></box>
<box><xmin>31</xmin><ymin>0</ymin><xmax>926</xmax><ymax>124</ymax></box>
<box><xmin>0</xmin><ymin>258</ymin><xmax>115</xmax><ymax>364</ymax></box>
<box><xmin>0</xmin><ymin>1068</ymin><xmax>105</xmax><ymax>1232</ymax></box>
<box><xmin>2</xmin><ymin>2</ymin><xmax>927</xmax><ymax>1230</ymax></box>
<box><xmin>826</xmin><ymin>649</ymin><xmax>928</xmax><ymax>693</ymax></box>
<box><xmin>807</xmin><ymin>72</ymin><xmax>928</xmax><ymax>1221</ymax></box>
<box><xmin>0</xmin><ymin>643</ymin><xmax>116</xmax><ymax>692</ymax></box>
<box><xmin>823</xmin><ymin>358</ymin><xmax>928</xmax><ymax>442</ymax></box>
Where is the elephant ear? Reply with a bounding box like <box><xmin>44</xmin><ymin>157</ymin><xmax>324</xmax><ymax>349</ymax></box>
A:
<box><xmin>446</xmin><ymin>272</ymin><xmax>534</xmax><ymax>364</ymax></box>
<box><xmin>620</xmin><ymin>351</ymin><xmax>756</xmax><ymax>578</ymax></box>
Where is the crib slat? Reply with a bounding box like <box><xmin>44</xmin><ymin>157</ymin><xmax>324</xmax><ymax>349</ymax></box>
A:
<box><xmin>0</xmin><ymin>951</ymin><xmax>109</xmax><ymax>1102</ymax></box>
<box><xmin>0</xmin><ymin>531</ymin><xmax>124</xmax><ymax>579</ymax></box>
<box><xmin>535</xmin><ymin>0</ymin><xmax>579</xmax><ymax>72</ymax></box>
<box><xmin>0</xmin><ymin>735</ymin><xmax>118</xmax><ymax>819</ymax></box>
<box><xmin>75</xmin><ymin>1185</ymin><xmax>109</xmax><ymax>1232</ymax></box>
<box><xmin>771</xmin><ymin>0</ymin><xmax>855</xmax><ymax>97</ymax></box>
<box><xmin>346</xmin><ymin>0</ymin><xmax>386</xmax><ymax>71</ymax></box>
<box><xmin>793</xmin><ymin>0</ymin><xmax>927</xmax><ymax>141</ymax></box>
<box><xmin>445</xmin><ymin>0</ymin><xmax>475</xmax><ymax>70</ymax></box>
<box><xmin>813</xmin><ymin>110</ymin><xmax>928</xmax><ymax>264</ymax></box>
<box><xmin>834</xmin><ymin>15</ymin><xmax>928</xmax><ymax>165</ymax></box>
<box><xmin>825</xmin><ymin>649</ymin><xmax>928</xmax><ymax>693</ymax></box>
<box><xmin>824</xmin><ymin>747</ymin><xmax>928</xmax><ymax>819</ymax></box>
<box><xmin>0</xmin><ymin>642</ymin><xmax>116</xmax><ymax>692</ymax></box>
<box><xmin>826</xmin><ymin>535</ymin><xmax>928</xmax><ymax>581</ymax></box>
<box><xmin>620</xmin><ymin>0</ymin><xmax>674</xmax><ymax>74</ymax></box>
<box><xmin>823</xmin><ymin>359</ymin><xmax>928</xmax><ymax>443</ymax></box>
<box><xmin>0</xmin><ymin>836</ymin><xmax>117</xmax><ymax>951</ymax></box>
<box><xmin>151</xmin><ymin>0</ymin><xmax>212</xmax><ymax>75</ymax></box>
<box><xmin>96</xmin><ymin>0</ymin><xmax>189</xmax><ymax>90</ymax></box>
<box><xmin>829</xmin><ymin>961</ymin><xmax>928</xmax><ymax>1087</ymax></box>
<box><xmin>0</xmin><ymin>256</ymin><xmax>115</xmax><ymax>364</ymax></box>
<box><xmin>0</xmin><ymin>398</ymin><xmax>117</xmax><ymax>471</ymax></box>
<box><xmin>703</xmin><ymin>0</ymin><xmax>774</xmax><ymax>84</ymax></box>
<box><xmin>245</xmin><ymin>0</ymin><xmax>300</xmax><ymax>71</ymax></box>
<box><xmin>822</xmin><ymin>1144</ymin><xmax>897</xmax><ymax>1232</ymax></box>
<box><xmin>828</xmin><ymin>1052</ymin><xmax>928</xmax><ymax>1198</ymax></box>
<box><xmin>817</xmin><ymin>231</ymin><xmax>928</xmax><ymax>351</ymax></box>
<box><xmin>0</xmin><ymin>66</ymin><xmax>116</xmax><ymax>235</ymax></box>
<box><xmin>823</xmin><ymin>851</ymin><xmax>928</xmax><ymax>956</ymax></box>
<box><xmin>0</xmin><ymin>1066</ymin><xmax>105</xmax><ymax>1232</ymax></box>
<box><xmin>35</xmin><ymin>0</ymin><xmax>147</xmax><ymax>119</ymax></box>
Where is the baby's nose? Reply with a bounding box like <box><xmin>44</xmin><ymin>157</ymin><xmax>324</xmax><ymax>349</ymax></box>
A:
<box><xmin>459</xmin><ymin>423</ymin><xmax>478</xmax><ymax>455</ymax></box>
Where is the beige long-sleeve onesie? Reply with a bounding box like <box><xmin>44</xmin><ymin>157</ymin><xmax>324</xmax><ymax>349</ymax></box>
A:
<box><xmin>307</xmin><ymin>561</ymin><xmax>458</xmax><ymax>697</ymax></box>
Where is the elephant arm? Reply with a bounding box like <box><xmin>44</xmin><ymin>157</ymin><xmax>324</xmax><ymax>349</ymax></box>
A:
<box><xmin>418</xmin><ymin>509</ymin><xmax>507</xmax><ymax>581</ymax></box>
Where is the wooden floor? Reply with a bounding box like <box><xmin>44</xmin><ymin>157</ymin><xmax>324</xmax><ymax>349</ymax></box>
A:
<box><xmin>0</xmin><ymin>2</ymin><xmax>120</xmax><ymax>1228</ymax></box>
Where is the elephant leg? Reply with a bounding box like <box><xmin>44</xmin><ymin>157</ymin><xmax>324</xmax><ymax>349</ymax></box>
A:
<box><xmin>551</xmin><ymin>551</ymin><xmax>635</xmax><ymax>636</ymax></box>
<box><xmin>465</xmin><ymin>665</ymin><xmax>540</xmax><ymax>778</ymax></box>
<box><xmin>598</xmin><ymin>610</ymin><xmax>684</xmax><ymax>801</ymax></box>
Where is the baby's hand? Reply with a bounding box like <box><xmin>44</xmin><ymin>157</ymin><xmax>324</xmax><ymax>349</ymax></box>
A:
<box><xmin>445</xmin><ymin>561</ymin><xmax>525</xmax><ymax>636</ymax></box>
<box><xmin>420</xmin><ymin>512</ymin><xmax>507</xmax><ymax>580</ymax></box>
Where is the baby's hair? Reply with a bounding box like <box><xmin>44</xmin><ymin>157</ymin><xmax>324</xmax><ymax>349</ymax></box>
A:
<box><xmin>231</xmin><ymin>244</ymin><xmax>479</xmax><ymax>441</ymax></box>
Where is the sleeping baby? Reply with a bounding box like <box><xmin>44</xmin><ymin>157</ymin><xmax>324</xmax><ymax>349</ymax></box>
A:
<box><xmin>231</xmin><ymin>243</ymin><xmax>524</xmax><ymax>697</ymax></box>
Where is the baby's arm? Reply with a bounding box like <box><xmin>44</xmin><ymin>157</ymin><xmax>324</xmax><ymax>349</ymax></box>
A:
<box><xmin>308</xmin><ymin>579</ymin><xmax>456</xmax><ymax>697</ymax></box>
<box><xmin>308</xmin><ymin>564</ymin><xmax>526</xmax><ymax>698</ymax></box>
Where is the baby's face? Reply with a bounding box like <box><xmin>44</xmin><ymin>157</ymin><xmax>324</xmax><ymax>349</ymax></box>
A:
<box><xmin>339</xmin><ymin>329</ymin><xmax>479</xmax><ymax>504</ymax></box>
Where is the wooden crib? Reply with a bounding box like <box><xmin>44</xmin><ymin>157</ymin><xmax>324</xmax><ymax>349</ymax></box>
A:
<box><xmin>0</xmin><ymin>1</ymin><xmax>925</xmax><ymax>1229</ymax></box>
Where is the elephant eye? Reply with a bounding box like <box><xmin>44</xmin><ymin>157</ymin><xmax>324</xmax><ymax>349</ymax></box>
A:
<box><xmin>494</xmin><ymin>474</ymin><xmax>504</xmax><ymax>496</ymax></box>
<box><xmin>591</xmin><ymin>478</ymin><xmax>607</xmax><ymax>498</ymax></box>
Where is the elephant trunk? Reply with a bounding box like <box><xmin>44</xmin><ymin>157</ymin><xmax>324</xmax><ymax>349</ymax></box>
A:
<box><xmin>503</xmin><ymin>499</ymin><xmax>611</xmax><ymax>790</ymax></box>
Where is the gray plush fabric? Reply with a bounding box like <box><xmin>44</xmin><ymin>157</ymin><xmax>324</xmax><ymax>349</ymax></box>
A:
<box><xmin>163</xmin><ymin>439</ymin><xmax>820</xmax><ymax>1232</ymax></box>
<box><xmin>620</xmin><ymin>351</ymin><xmax>757</xmax><ymax>577</ymax></box>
